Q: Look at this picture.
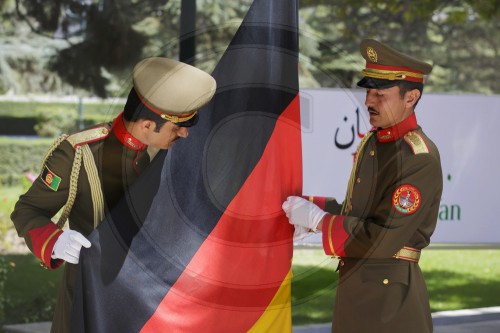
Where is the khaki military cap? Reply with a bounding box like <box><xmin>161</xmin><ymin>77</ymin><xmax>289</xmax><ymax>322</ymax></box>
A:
<box><xmin>357</xmin><ymin>39</ymin><xmax>433</xmax><ymax>89</ymax></box>
<box><xmin>133</xmin><ymin>57</ymin><xmax>216</xmax><ymax>125</ymax></box>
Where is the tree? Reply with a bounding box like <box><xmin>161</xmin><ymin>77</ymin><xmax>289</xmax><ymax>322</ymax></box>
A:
<box><xmin>298</xmin><ymin>0</ymin><xmax>500</xmax><ymax>94</ymax></box>
<box><xmin>3</xmin><ymin>0</ymin><xmax>500</xmax><ymax>96</ymax></box>
<box><xmin>8</xmin><ymin>0</ymin><xmax>254</xmax><ymax>97</ymax></box>
<box><xmin>13</xmin><ymin>0</ymin><xmax>170</xmax><ymax>97</ymax></box>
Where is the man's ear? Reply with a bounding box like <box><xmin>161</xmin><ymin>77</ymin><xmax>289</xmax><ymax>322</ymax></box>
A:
<box><xmin>139</xmin><ymin>119</ymin><xmax>152</xmax><ymax>131</ymax></box>
<box><xmin>405</xmin><ymin>89</ymin><xmax>421</xmax><ymax>108</ymax></box>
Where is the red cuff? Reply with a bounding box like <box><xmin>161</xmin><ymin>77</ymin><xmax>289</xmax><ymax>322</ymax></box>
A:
<box><xmin>321</xmin><ymin>214</ymin><xmax>348</xmax><ymax>257</ymax></box>
<box><xmin>302</xmin><ymin>196</ymin><xmax>326</xmax><ymax>210</ymax></box>
<box><xmin>28</xmin><ymin>224</ymin><xmax>64</xmax><ymax>269</ymax></box>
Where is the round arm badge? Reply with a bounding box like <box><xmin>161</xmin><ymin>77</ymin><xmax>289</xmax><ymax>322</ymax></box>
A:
<box><xmin>392</xmin><ymin>185</ymin><xmax>421</xmax><ymax>214</ymax></box>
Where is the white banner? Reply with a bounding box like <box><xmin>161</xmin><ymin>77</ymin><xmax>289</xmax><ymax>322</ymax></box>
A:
<box><xmin>299</xmin><ymin>88</ymin><xmax>500</xmax><ymax>244</ymax></box>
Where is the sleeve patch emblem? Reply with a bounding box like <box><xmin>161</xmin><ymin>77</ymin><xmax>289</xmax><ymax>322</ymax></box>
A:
<box><xmin>40</xmin><ymin>165</ymin><xmax>62</xmax><ymax>191</ymax></box>
<box><xmin>392</xmin><ymin>185</ymin><xmax>421</xmax><ymax>215</ymax></box>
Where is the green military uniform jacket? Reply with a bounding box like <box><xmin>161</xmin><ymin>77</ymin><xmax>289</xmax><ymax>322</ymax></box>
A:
<box><xmin>11</xmin><ymin>113</ymin><xmax>155</xmax><ymax>333</ymax></box>
<box><xmin>312</xmin><ymin>113</ymin><xmax>442</xmax><ymax>333</ymax></box>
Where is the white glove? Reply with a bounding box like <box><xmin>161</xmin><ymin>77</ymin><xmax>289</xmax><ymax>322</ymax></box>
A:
<box><xmin>293</xmin><ymin>225</ymin><xmax>310</xmax><ymax>242</ymax></box>
<box><xmin>282</xmin><ymin>196</ymin><xmax>327</xmax><ymax>232</ymax></box>
<box><xmin>51</xmin><ymin>230</ymin><xmax>91</xmax><ymax>264</ymax></box>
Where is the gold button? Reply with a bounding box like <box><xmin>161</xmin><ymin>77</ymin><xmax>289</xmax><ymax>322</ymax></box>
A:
<box><xmin>383</xmin><ymin>279</ymin><xmax>389</xmax><ymax>285</ymax></box>
<box><xmin>387</xmin><ymin>131</ymin><xmax>391</xmax><ymax>135</ymax></box>
<box><xmin>369</xmin><ymin>150</ymin><xmax>375</xmax><ymax>156</ymax></box>
<box><xmin>339</xmin><ymin>260</ymin><xmax>345</xmax><ymax>267</ymax></box>
<box><xmin>356</xmin><ymin>177</ymin><xmax>361</xmax><ymax>183</ymax></box>
<box><xmin>101</xmin><ymin>128</ymin><xmax>108</xmax><ymax>134</ymax></box>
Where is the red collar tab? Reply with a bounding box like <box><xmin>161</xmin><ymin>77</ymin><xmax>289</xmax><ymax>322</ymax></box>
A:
<box><xmin>112</xmin><ymin>113</ymin><xmax>147</xmax><ymax>150</ymax></box>
<box><xmin>377</xmin><ymin>113</ymin><xmax>418</xmax><ymax>143</ymax></box>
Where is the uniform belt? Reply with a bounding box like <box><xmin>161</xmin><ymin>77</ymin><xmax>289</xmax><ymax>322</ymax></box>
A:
<box><xmin>393</xmin><ymin>246</ymin><xmax>421</xmax><ymax>263</ymax></box>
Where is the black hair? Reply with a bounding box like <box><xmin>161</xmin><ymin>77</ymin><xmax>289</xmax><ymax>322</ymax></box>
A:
<box><xmin>123</xmin><ymin>88</ymin><xmax>167</xmax><ymax>133</ymax></box>
<box><xmin>398</xmin><ymin>81</ymin><xmax>424</xmax><ymax>108</ymax></box>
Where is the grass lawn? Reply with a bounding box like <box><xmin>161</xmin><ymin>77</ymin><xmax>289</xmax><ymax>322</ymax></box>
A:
<box><xmin>3</xmin><ymin>254</ymin><xmax>62</xmax><ymax>301</ymax></box>
<box><xmin>290</xmin><ymin>247</ymin><xmax>500</xmax><ymax>326</ymax></box>
<box><xmin>0</xmin><ymin>186</ymin><xmax>23</xmax><ymax>212</ymax></box>
<box><xmin>2</xmin><ymin>254</ymin><xmax>62</xmax><ymax>324</ymax></box>
<box><xmin>0</xmin><ymin>186</ymin><xmax>24</xmax><ymax>239</ymax></box>
<box><xmin>421</xmin><ymin>248</ymin><xmax>500</xmax><ymax>311</ymax></box>
<box><xmin>291</xmin><ymin>248</ymin><xmax>339</xmax><ymax>325</ymax></box>
<box><xmin>2</xmin><ymin>248</ymin><xmax>498</xmax><ymax>326</ymax></box>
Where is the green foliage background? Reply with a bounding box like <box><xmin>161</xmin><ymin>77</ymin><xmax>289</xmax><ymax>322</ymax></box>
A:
<box><xmin>0</xmin><ymin>0</ymin><xmax>499</xmax><ymax>97</ymax></box>
<box><xmin>0</xmin><ymin>137</ymin><xmax>53</xmax><ymax>186</ymax></box>
<box><xmin>0</xmin><ymin>100</ymin><xmax>121</xmax><ymax>186</ymax></box>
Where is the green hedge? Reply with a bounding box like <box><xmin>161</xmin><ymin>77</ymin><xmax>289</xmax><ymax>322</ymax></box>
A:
<box><xmin>0</xmin><ymin>100</ymin><xmax>121</xmax><ymax>184</ymax></box>
<box><xmin>0</xmin><ymin>100</ymin><xmax>123</xmax><ymax>118</ymax></box>
<box><xmin>0</xmin><ymin>137</ymin><xmax>54</xmax><ymax>186</ymax></box>
<box><xmin>0</xmin><ymin>116</ymin><xmax>112</xmax><ymax>136</ymax></box>
<box><xmin>0</xmin><ymin>100</ymin><xmax>121</xmax><ymax>135</ymax></box>
<box><xmin>0</xmin><ymin>116</ymin><xmax>37</xmax><ymax>135</ymax></box>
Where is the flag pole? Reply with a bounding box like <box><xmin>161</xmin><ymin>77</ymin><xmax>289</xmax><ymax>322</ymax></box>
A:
<box><xmin>180</xmin><ymin>0</ymin><xmax>196</xmax><ymax>65</ymax></box>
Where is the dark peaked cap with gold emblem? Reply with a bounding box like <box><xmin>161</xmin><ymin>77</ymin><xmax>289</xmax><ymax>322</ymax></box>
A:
<box><xmin>357</xmin><ymin>39</ymin><xmax>433</xmax><ymax>89</ymax></box>
<box><xmin>132</xmin><ymin>57</ymin><xmax>216</xmax><ymax>126</ymax></box>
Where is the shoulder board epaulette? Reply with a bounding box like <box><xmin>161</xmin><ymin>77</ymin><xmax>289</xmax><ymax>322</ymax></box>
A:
<box><xmin>403</xmin><ymin>131</ymin><xmax>429</xmax><ymax>155</ymax></box>
<box><xmin>66</xmin><ymin>125</ymin><xmax>110</xmax><ymax>149</ymax></box>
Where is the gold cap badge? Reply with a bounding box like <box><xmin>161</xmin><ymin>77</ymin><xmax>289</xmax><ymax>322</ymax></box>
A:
<box><xmin>366</xmin><ymin>47</ymin><xmax>377</xmax><ymax>63</ymax></box>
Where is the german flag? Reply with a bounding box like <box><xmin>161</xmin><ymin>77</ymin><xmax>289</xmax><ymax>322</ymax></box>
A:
<box><xmin>71</xmin><ymin>0</ymin><xmax>301</xmax><ymax>331</ymax></box>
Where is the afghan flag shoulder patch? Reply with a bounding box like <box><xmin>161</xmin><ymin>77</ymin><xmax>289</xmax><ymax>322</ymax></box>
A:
<box><xmin>40</xmin><ymin>165</ymin><xmax>62</xmax><ymax>191</ymax></box>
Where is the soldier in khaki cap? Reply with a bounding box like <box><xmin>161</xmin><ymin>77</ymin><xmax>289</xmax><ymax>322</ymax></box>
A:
<box><xmin>11</xmin><ymin>57</ymin><xmax>216</xmax><ymax>333</ymax></box>
<box><xmin>283</xmin><ymin>39</ymin><xmax>442</xmax><ymax>333</ymax></box>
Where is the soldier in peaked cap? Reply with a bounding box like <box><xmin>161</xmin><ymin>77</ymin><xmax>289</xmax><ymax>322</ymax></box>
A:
<box><xmin>11</xmin><ymin>57</ymin><xmax>216</xmax><ymax>333</ymax></box>
<box><xmin>283</xmin><ymin>39</ymin><xmax>443</xmax><ymax>332</ymax></box>
<box><xmin>357</xmin><ymin>38</ymin><xmax>433</xmax><ymax>89</ymax></box>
